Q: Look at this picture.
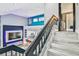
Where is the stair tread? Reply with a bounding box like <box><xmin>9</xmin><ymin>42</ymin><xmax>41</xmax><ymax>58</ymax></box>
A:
<box><xmin>55</xmin><ymin>32</ymin><xmax>78</xmax><ymax>38</ymax></box>
<box><xmin>51</xmin><ymin>43</ymin><xmax>79</xmax><ymax>48</ymax></box>
<box><xmin>51</xmin><ymin>43</ymin><xmax>79</xmax><ymax>54</ymax></box>
<box><xmin>54</xmin><ymin>38</ymin><xmax>79</xmax><ymax>43</ymax></box>
<box><xmin>53</xmin><ymin>40</ymin><xmax>79</xmax><ymax>44</ymax></box>
<box><xmin>48</xmin><ymin>48</ymin><xmax>77</xmax><ymax>56</ymax></box>
<box><xmin>47</xmin><ymin>31</ymin><xmax>79</xmax><ymax>56</ymax></box>
<box><xmin>55</xmin><ymin>31</ymin><xmax>78</xmax><ymax>34</ymax></box>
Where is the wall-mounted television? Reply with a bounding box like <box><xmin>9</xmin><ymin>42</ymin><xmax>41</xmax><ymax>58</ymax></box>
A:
<box><xmin>28</xmin><ymin>14</ymin><xmax>44</xmax><ymax>26</ymax></box>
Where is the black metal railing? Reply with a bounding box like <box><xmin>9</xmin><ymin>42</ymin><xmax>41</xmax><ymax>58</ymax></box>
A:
<box><xmin>25</xmin><ymin>15</ymin><xmax>58</xmax><ymax>56</ymax></box>
<box><xmin>0</xmin><ymin>45</ymin><xmax>25</xmax><ymax>56</ymax></box>
<box><xmin>0</xmin><ymin>15</ymin><xmax>58</xmax><ymax>56</ymax></box>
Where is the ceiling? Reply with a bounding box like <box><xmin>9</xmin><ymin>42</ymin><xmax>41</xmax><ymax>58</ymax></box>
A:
<box><xmin>0</xmin><ymin>3</ymin><xmax>45</xmax><ymax>17</ymax></box>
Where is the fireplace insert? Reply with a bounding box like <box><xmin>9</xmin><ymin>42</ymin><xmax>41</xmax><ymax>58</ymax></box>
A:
<box><xmin>6</xmin><ymin>30</ymin><xmax>22</xmax><ymax>42</ymax></box>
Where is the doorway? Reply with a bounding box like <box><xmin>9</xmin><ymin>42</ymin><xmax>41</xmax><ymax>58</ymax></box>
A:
<box><xmin>59</xmin><ymin>3</ymin><xmax>75</xmax><ymax>32</ymax></box>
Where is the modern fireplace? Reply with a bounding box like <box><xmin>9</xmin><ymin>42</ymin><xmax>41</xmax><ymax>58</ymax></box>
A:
<box><xmin>6</xmin><ymin>30</ymin><xmax>22</xmax><ymax>42</ymax></box>
<box><xmin>3</xmin><ymin>25</ymin><xmax>23</xmax><ymax>47</ymax></box>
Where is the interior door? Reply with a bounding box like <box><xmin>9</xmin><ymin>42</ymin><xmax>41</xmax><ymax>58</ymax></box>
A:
<box><xmin>59</xmin><ymin>3</ymin><xmax>75</xmax><ymax>32</ymax></box>
<box><xmin>61</xmin><ymin>12</ymin><xmax>73</xmax><ymax>31</ymax></box>
<box><xmin>66</xmin><ymin>13</ymin><xmax>73</xmax><ymax>31</ymax></box>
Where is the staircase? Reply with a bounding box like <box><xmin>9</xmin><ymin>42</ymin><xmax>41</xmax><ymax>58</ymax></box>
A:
<box><xmin>47</xmin><ymin>31</ymin><xmax>79</xmax><ymax>56</ymax></box>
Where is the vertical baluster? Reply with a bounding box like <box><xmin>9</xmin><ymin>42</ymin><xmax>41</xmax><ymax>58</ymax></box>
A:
<box><xmin>5</xmin><ymin>52</ymin><xmax>7</xmax><ymax>56</ymax></box>
<box><xmin>46</xmin><ymin>27</ymin><xmax>48</xmax><ymax>36</ymax></box>
<box><xmin>22</xmin><ymin>53</ymin><xmax>24</xmax><ymax>56</ymax></box>
<box><xmin>35</xmin><ymin>47</ymin><xmax>37</xmax><ymax>56</ymax></box>
<box><xmin>37</xmin><ymin>44</ymin><xmax>40</xmax><ymax>56</ymax></box>
<box><xmin>11</xmin><ymin>50</ymin><xmax>13</xmax><ymax>56</ymax></box>
<box><xmin>19</xmin><ymin>53</ymin><xmax>21</xmax><ymax>56</ymax></box>
<box><xmin>39</xmin><ymin>41</ymin><xmax>41</xmax><ymax>53</ymax></box>
<box><xmin>41</xmin><ymin>40</ymin><xmax>43</xmax><ymax>50</ymax></box>
<box><xmin>44</xmin><ymin>33</ymin><xmax>46</xmax><ymax>43</ymax></box>
<box><xmin>40</xmin><ymin>40</ymin><xmax>42</xmax><ymax>53</ymax></box>
<box><xmin>42</xmin><ymin>35</ymin><xmax>45</xmax><ymax>44</ymax></box>
<box><xmin>33</xmin><ymin>50</ymin><xmax>36</xmax><ymax>56</ymax></box>
<box><xmin>15</xmin><ymin>52</ymin><xmax>17</xmax><ymax>56</ymax></box>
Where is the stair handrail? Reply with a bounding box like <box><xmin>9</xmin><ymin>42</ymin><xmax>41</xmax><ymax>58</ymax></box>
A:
<box><xmin>0</xmin><ymin>45</ymin><xmax>25</xmax><ymax>56</ymax></box>
<box><xmin>25</xmin><ymin>15</ymin><xmax>58</xmax><ymax>56</ymax></box>
<box><xmin>0</xmin><ymin>15</ymin><xmax>58</xmax><ymax>56</ymax></box>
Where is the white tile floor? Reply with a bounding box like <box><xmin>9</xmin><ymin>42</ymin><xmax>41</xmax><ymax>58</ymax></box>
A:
<box><xmin>18</xmin><ymin>42</ymin><xmax>31</xmax><ymax>50</ymax></box>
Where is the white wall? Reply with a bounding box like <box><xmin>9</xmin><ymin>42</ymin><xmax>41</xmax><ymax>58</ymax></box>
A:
<box><xmin>45</xmin><ymin>3</ymin><xmax>59</xmax><ymax>24</ymax></box>
<box><xmin>1</xmin><ymin>14</ymin><xmax>27</xmax><ymax>26</ymax></box>
<box><xmin>0</xmin><ymin>14</ymin><xmax>27</xmax><ymax>47</ymax></box>
<box><xmin>75</xmin><ymin>4</ymin><xmax>79</xmax><ymax>33</ymax></box>
<box><xmin>29</xmin><ymin>3</ymin><xmax>59</xmax><ymax>30</ymax></box>
<box><xmin>74</xmin><ymin>4</ymin><xmax>79</xmax><ymax>40</ymax></box>
<box><xmin>0</xmin><ymin>16</ymin><xmax>1</xmax><ymax>46</ymax></box>
<box><xmin>22</xmin><ymin>7</ymin><xmax>44</xmax><ymax>31</ymax></box>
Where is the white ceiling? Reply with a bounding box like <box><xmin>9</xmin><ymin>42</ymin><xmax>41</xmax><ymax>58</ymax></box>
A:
<box><xmin>0</xmin><ymin>3</ymin><xmax>45</xmax><ymax>17</ymax></box>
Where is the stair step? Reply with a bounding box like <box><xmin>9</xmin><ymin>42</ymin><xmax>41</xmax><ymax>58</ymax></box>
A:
<box><xmin>50</xmin><ymin>43</ymin><xmax>79</xmax><ymax>55</ymax></box>
<box><xmin>54</xmin><ymin>38</ymin><xmax>79</xmax><ymax>43</ymax></box>
<box><xmin>54</xmin><ymin>37</ymin><xmax>78</xmax><ymax>41</ymax></box>
<box><xmin>53</xmin><ymin>40</ymin><xmax>79</xmax><ymax>44</ymax></box>
<box><xmin>47</xmin><ymin>48</ymin><xmax>77</xmax><ymax>56</ymax></box>
<box><xmin>55</xmin><ymin>31</ymin><xmax>77</xmax><ymax>34</ymax></box>
<box><xmin>54</xmin><ymin>34</ymin><xmax>78</xmax><ymax>39</ymax></box>
<box><xmin>54</xmin><ymin>35</ymin><xmax>78</xmax><ymax>39</ymax></box>
<box><xmin>47</xmin><ymin>31</ymin><xmax>79</xmax><ymax>56</ymax></box>
<box><xmin>55</xmin><ymin>33</ymin><xmax>78</xmax><ymax>37</ymax></box>
<box><xmin>55</xmin><ymin>32</ymin><xmax>78</xmax><ymax>38</ymax></box>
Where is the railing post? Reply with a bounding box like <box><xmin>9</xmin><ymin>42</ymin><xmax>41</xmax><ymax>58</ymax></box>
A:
<box><xmin>15</xmin><ymin>52</ymin><xmax>17</xmax><ymax>56</ymax></box>
<box><xmin>39</xmin><ymin>42</ymin><xmax>41</xmax><ymax>53</ymax></box>
<box><xmin>22</xmin><ymin>53</ymin><xmax>24</xmax><ymax>56</ymax></box>
<box><xmin>11</xmin><ymin>50</ymin><xmax>13</xmax><ymax>56</ymax></box>
<box><xmin>19</xmin><ymin>53</ymin><xmax>21</xmax><ymax>56</ymax></box>
<box><xmin>35</xmin><ymin>47</ymin><xmax>37</xmax><ymax>56</ymax></box>
<box><xmin>5</xmin><ymin>52</ymin><xmax>7</xmax><ymax>56</ymax></box>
